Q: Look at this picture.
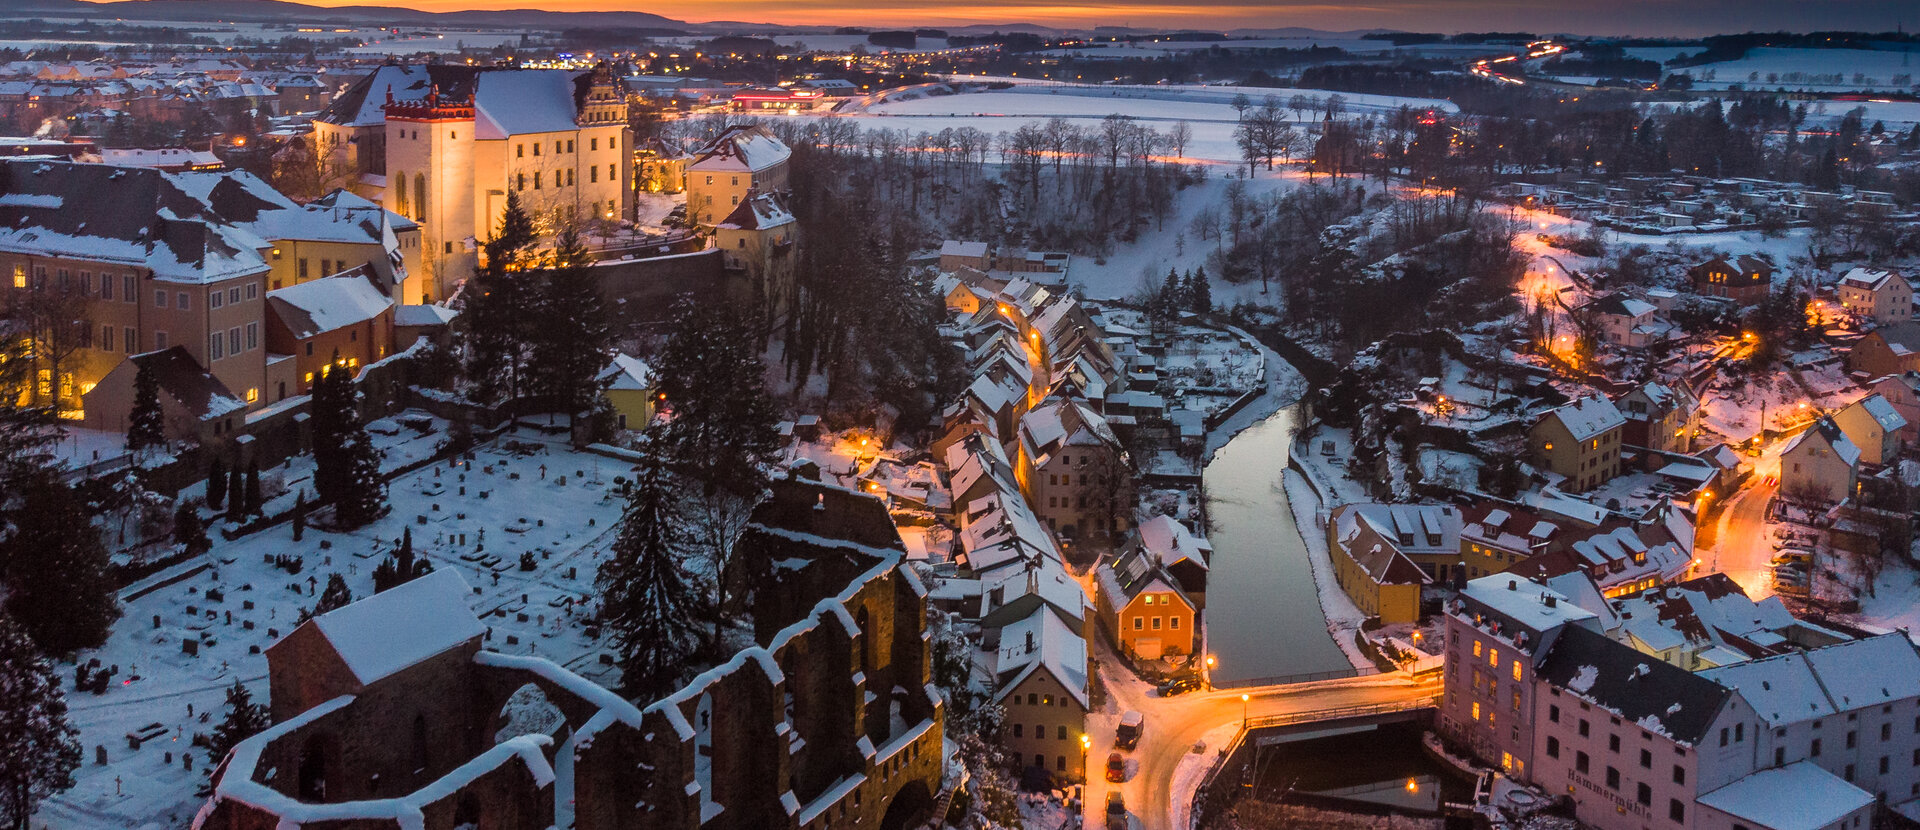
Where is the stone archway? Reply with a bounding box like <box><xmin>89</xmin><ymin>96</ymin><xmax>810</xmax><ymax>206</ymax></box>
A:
<box><xmin>878</xmin><ymin>778</ymin><xmax>934</xmax><ymax>830</ymax></box>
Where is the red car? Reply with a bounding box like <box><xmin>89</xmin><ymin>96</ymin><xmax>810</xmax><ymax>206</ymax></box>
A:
<box><xmin>1106</xmin><ymin>752</ymin><xmax>1126</xmax><ymax>782</ymax></box>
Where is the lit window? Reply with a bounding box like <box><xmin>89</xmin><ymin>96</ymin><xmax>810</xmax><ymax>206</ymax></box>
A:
<box><xmin>1472</xmin><ymin>702</ymin><xmax>1481</xmax><ymax>720</ymax></box>
<box><xmin>246</xmin><ymin>388</ymin><xmax>259</xmax><ymax>403</ymax></box>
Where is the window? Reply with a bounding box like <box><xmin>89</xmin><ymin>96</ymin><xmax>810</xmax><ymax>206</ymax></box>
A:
<box><xmin>516</xmin><ymin>144</ymin><xmax>524</xmax><ymax>158</ymax></box>
<box><xmin>246</xmin><ymin>388</ymin><xmax>259</xmax><ymax>403</ymax></box>
<box><xmin>1640</xmin><ymin>748</ymin><xmax>1652</xmax><ymax>769</ymax></box>
<box><xmin>1605</xmin><ymin>767</ymin><xmax>1619</xmax><ymax>789</ymax></box>
<box><xmin>1847</xmin><ymin>731</ymin><xmax>1857</xmax><ymax>749</ymax></box>
<box><xmin>590</xmin><ymin>137</ymin><xmax>598</xmax><ymax>151</ymax></box>
<box><xmin>590</xmin><ymin>166</ymin><xmax>599</xmax><ymax>183</ymax></box>
<box><xmin>229</xmin><ymin>328</ymin><xmax>240</xmax><ymax>354</ymax></box>
<box><xmin>1473</xmin><ymin>640</ymin><xmax>1482</xmax><ymax>658</ymax></box>
<box><xmin>155</xmin><ymin>289</ymin><xmax>167</xmax><ymax>308</ymax></box>
<box><xmin>100</xmin><ymin>325</ymin><xmax>112</xmax><ymax>352</ymax></box>
<box><xmin>1472</xmin><ymin>702</ymin><xmax>1481</xmax><ymax>721</ymax></box>
<box><xmin>1579</xmin><ymin>719</ymin><xmax>1590</xmax><ymax>737</ymax></box>
<box><xmin>1171</xmin><ymin>617</ymin><xmax>1181</xmax><ymax>629</ymax></box>
<box><xmin>1546</xmin><ymin>737</ymin><xmax>1560</xmax><ymax>758</ymax></box>
<box><xmin>100</xmin><ymin>273</ymin><xmax>112</xmax><ymax>299</ymax></box>
<box><xmin>246</xmin><ymin>323</ymin><xmax>258</xmax><ymax>351</ymax></box>
<box><xmin>1882</xmin><ymin>756</ymin><xmax>1891</xmax><ymax>775</ymax></box>
<box><xmin>1056</xmin><ymin>726</ymin><xmax>1066</xmax><ymax>740</ymax></box>
<box><xmin>211</xmin><ymin>291</ymin><xmax>223</xmax><ymax>309</ymax></box>
<box><xmin>1151</xmin><ymin>618</ymin><xmax>1161</xmax><ymax>630</ymax></box>
<box><xmin>1013</xmin><ymin>724</ymin><xmax>1023</xmax><ymax>738</ymax></box>
<box><xmin>1669</xmin><ymin>800</ymin><xmax>1685</xmax><ymax>822</ymax></box>
<box><xmin>1133</xmin><ymin>618</ymin><xmax>1142</xmax><ymax>630</ymax></box>
<box><xmin>1672</xmin><ymin>766</ymin><xmax>1685</xmax><ymax>785</ymax></box>
<box><xmin>1637</xmin><ymin>783</ymin><xmax>1652</xmax><ymax>806</ymax></box>
<box><xmin>1512</xmin><ymin>661</ymin><xmax>1522</xmax><ymax>681</ymax></box>
<box><xmin>1610</xmin><ymin>734</ymin><xmax>1621</xmax><ymax>752</ymax></box>
<box><xmin>210</xmin><ymin>332</ymin><xmax>224</xmax><ymax>360</ymax></box>
<box><xmin>177</xmin><ymin>292</ymin><xmax>188</xmax><ymax>310</ymax></box>
<box><xmin>123</xmin><ymin>275</ymin><xmax>135</xmax><ymax>302</ymax></box>
<box><xmin>1719</xmin><ymin>728</ymin><xmax>1728</xmax><ymax>747</ymax></box>
<box><xmin>1813</xmin><ymin>738</ymin><xmax>1823</xmax><ymax>757</ymax></box>
<box><xmin>9</xmin><ymin>264</ymin><xmax>21</xmax><ymax>288</ymax></box>
<box><xmin>1884</xmin><ymin>724</ymin><xmax>1893</xmax><ymax>741</ymax></box>
<box><xmin>1549</xmin><ymin>705</ymin><xmax>1560</xmax><ymax>723</ymax></box>
<box><xmin>1736</xmin><ymin>723</ymin><xmax>1744</xmax><ymax>742</ymax></box>
<box><xmin>533</xmin><ymin>143</ymin><xmax>541</xmax><ymax>156</ymax></box>
<box><xmin>305</xmin><ymin>342</ymin><xmax>314</xmax><ymax>357</ymax></box>
<box><xmin>1575</xmin><ymin>751</ymin><xmax>1589</xmax><ymax>773</ymax></box>
<box><xmin>246</xmin><ymin>283</ymin><xmax>257</xmax><ymax>300</ymax></box>
<box><xmin>534</xmin><ymin>172</ymin><xmax>542</xmax><ymax>190</ymax></box>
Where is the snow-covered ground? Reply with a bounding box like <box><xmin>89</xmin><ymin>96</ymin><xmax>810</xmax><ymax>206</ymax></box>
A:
<box><xmin>1657</xmin><ymin>47</ymin><xmax>1920</xmax><ymax>94</ymax></box>
<box><xmin>41</xmin><ymin>426</ymin><xmax>633</xmax><ymax>829</ymax></box>
<box><xmin>1068</xmin><ymin>169</ymin><xmax>1304</xmax><ymax>300</ymax></box>
<box><xmin>1281</xmin><ymin>467</ymin><xmax>1374</xmax><ymax>672</ymax></box>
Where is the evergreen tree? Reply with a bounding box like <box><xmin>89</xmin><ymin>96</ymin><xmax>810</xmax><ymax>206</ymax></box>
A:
<box><xmin>310</xmin><ymin>360</ymin><xmax>386</xmax><ymax>528</ymax></box>
<box><xmin>205</xmin><ymin>456</ymin><xmax>227</xmax><ymax>510</ymax></box>
<box><xmin>311</xmin><ymin>573</ymin><xmax>352</xmax><ymax>617</ymax></box>
<box><xmin>0</xmin><ymin>475</ymin><xmax>118</xmax><ymax>653</ymax></box>
<box><xmin>651</xmin><ymin>300</ymin><xmax>780</xmax><ymax>497</ymax></box>
<box><xmin>597</xmin><ymin>455</ymin><xmax>702</xmax><ymax>700</ymax></box>
<box><xmin>530</xmin><ymin>226</ymin><xmax>614</xmax><ymax>415</ymax></box>
<box><xmin>125</xmin><ymin>361</ymin><xmax>164</xmax><ymax>452</ymax></box>
<box><xmin>0</xmin><ymin>612</ymin><xmax>81</xmax><ymax>830</ymax></box>
<box><xmin>371</xmin><ymin>527</ymin><xmax>432</xmax><ymax>593</ymax></box>
<box><xmin>463</xmin><ymin>191</ymin><xmax>540</xmax><ymax>404</ymax></box>
<box><xmin>1160</xmin><ymin>268</ymin><xmax>1180</xmax><ymax>309</ymax></box>
<box><xmin>224</xmin><ymin>463</ymin><xmax>245</xmax><ymax>523</ymax></box>
<box><xmin>243</xmin><ymin>462</ymin><xmax>262</xmax><ymax>516</ymax></box>
<box><xmin>205</xmin><ymin>679</ymin><xmax>268</xmax><ymax>769</ymax></box>
<box><xmin>173</xmin><ymin>503</ymin><xmax>209</xmax><ymax>556</ymax></box>
<box><xmin>1188</xmin><ymin>266</ymin><xmax>1212</xmax><ymax>314</ymax></box>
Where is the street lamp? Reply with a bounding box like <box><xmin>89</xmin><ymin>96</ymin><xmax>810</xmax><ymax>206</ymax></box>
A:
<box><xmin>1240</xmin><ymin>693</ymin><xmax>1250</xmax><ymax>725</ymax></box>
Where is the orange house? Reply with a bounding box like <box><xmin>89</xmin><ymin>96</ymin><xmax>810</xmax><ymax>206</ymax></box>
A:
<box><xmin>264</xmin><ymin>269</ymin><xmax>396</xmax><ymax>396</ymax></box>
<box><xmin>1095</xmin><ymin>548</ymin><xmax>1198</xmax><ymax>660</ymax></box>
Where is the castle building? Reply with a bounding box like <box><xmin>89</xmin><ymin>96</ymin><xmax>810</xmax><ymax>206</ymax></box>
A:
<box><xmin>315</xmin><ymin>64</ymin><xmax>632</xmax><ymax>300</ymax></box>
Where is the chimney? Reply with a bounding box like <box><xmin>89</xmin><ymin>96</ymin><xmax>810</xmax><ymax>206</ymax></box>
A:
<box><xmin>1543</xmin><ymin>594</ymin><xmax>1558</xmax><ymax>608</ymax></box>
<box><xmin>1508</xmin><ymin>579</ymin><xmax>1518</xmax><ymax>591</ymax></box>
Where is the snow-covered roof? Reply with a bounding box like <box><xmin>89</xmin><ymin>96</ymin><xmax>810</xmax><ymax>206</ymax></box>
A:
<box><xmin>265</xmin><ymin>273</ymin><xmax>393</xmax><ymax>339</ymax></box>
<box><xmin>98</xmin><ymin>146</ymin><xmax>221</xmax><ymax>169</ymax></box>
<box><xmin>1697</xmin><ymin>762</ymin><xmax>1873</xmax><ymax>830</ymax></box>
<box><xmin>394</xmin><ymin>304</ymin><xmax>457</xmax><ymax>327</ymax></box>
<box><xmin>689</xmin><ymin>124</ymin><xmax>792</xmax><ymax>173</ymax></box>
<box><xmin>1539</xmin><ymin>395</ymin><xmax>1625</xmax><ymax>442</ymax></box>
<box><xmin>1136</xmin><ymin>514</ymin><xmax>1210</xmax><ymax>569</ymax></box>
<box><xmin>1845</xmin><ymin>393</ymin><xmax>1907</xmax><ymax>434</ymax></box>
<box><xmin>941</xmin><ymin>240</ymin><xmax>989</xmax><ymax>259</ymax></box>
<box><xmin>473</xmin><ymin>70</ymin><xmax>583</xmax><ymax>139</ymax></box>
<box><xmin>1838</xmin><ymin>266</ymin><xmax>1903</xmax><ymax>293</ymax></box>
<box><xmin>598</xmin><ymin>353</ymin><xmax>653</xmax><ymax>391</ymax></box>
<box><xmin>714</xmin><ymin>191</ymin><xmax>795</xmax><ymax>231</ymax></box>
<box><xmin>991</xmin><ymin>604</ymin><xmax>1089</xmax><ymax>709</ymax></box>
<box><xmin>1782</xmin><ymin>418</ymin><xmax>1861</xmax><ymax>469</ymax></box>
<box><xmin>301</xmin><ymin>569</ymin><xmax>487</xmax><ymax>686</ymax></box>
<box><xmin>1459</xmin><ymin>574</ymin><xmax>1598</xmax><ymax>635</ymax></box>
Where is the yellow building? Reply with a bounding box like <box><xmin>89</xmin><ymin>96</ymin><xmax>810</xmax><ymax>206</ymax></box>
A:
<box><xmin>686</xmin><ymin>125</ymin><xmax>791</xmax><ymax>226</ymax></box>
<box><xmin>1326</xmin><ymin>503</ymin><xmax>1460</xmax><ymax>625</ymax></box>
<box><xmin>598</xmin><ymin>353</ymin><xmax>655</xmax><ymax>431</ymax></box>
<box><xmin>1528</xmin><ymin>395</ymin><xmax>1626</xmax><ymax>492</ymax></box>
<box><xmin>991</xmin><ymin>605</ymin><xmax>1092</xmax><ymax>783</ymax></box>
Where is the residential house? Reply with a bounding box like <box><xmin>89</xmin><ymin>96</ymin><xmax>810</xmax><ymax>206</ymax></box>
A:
<box><xmin>686</xmin><ymin>124</ymin><xmax>791</xmax><ymax>226</ymax></box>
<box><xmin>1836</xmin><ymin>267</ymin><xmax>1912</xmax><ymax>325</ymax></box>
<box><xmin>1458</xmin><ymin>503</ymin><xmax>1560</xmax><ymax>581</ymax></box>
<box><xmin>987</xmin><ymin>601</ymin><xmax>1092</xmax><ymax>784</ymax></box>
<box><xmin>1689</xmin><ymin>255</ymin><xmax>1772</xmax><ymax>305</ymax></box>
<box><xmin>1132</xmin><ymin>514</ymin><xmax>1210</xmax><ymax>605</ymax></box>
<box><xmin>1846</xmin><ymin>323</ymin><xmax>1920</xmax><ymax>379</ymax></box>
<box><xmin>1611</xmin><ymin>574</ymin><xmax>1852</xmax><ymax>671</ymax></box>
<box><xmin>1327</xmin><ymin>503</ymin><xmax>1461</xmax><ymax>624</ymax></box>
<box><xmin>1580</xmin><ymin>293</ymin><xmax>1662</xmax><ymax>348</ymax></box>
<box><xmin>1869</xmin><ymin>373</ymin><xmax>1920</xmax><ymax>448</ymax></box>
<box><xmin>1439</xmin><ymin>574</ymin><xmax>1604</xmax><ymax>779</ymax></box>
<box><xmin>1832</xmin><ymin>393</ymin><xmax>1906</xmax><ymax>467</ymax></box>
<box><xmin>1780</xmin><ymin>418</ymin><xmax>1861</xmax><ymax>505</ymax></box>
<box><xmin>79</xmin><ymin>346</ymin><xmax>250</xmax><ymax>441</ymax></box>
<box><xmin>1616</xmin><ymin>381</ymin><xmax>1701</xmax><ymax>454</ymax></box>
<box><xmin>1013</xmin><ymin>397</ymin><xmax>1131</xmax><ymax>548</ymax></box>
<box><xmin>711</xmin><ymin>190</ymin><xmax>797</xmax><ymax>320</ymax></box>
<box><xmin>1530</xmin><ymin>395</ymin><xmax>1627</xmax><ymax>492</ymax></box>
<box><xmin>263</xmin><ymin>270</ymin><xmax>396</xmax><ymax>396</ymax></box>
<box><xmin>1095</xmin><ymin>546</ymin><xmax>1198</xmax><ymax>660</ymax></box>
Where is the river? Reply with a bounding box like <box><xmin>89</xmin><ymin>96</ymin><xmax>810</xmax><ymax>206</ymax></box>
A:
<box><xmin>1202</xmin><ymin>403</ymin><xmax>1353</xmax><ymax>686</ymax></box>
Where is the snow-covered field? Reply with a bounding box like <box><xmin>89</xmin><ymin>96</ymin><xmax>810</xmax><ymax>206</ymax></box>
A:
<box><xmin>1658</xmin><ymin>47</ymin><xmax>1920</xmax><ymax>93</ymax></box>
<box><xmin>1038</xmin><ymin>38</ymin><xmax>1500</xmax><ymax>59</ymax></box>
<box><xmin>40</xmin><ymin>426</ymin><xmax>633</xmax><ymax>829</ymax></box>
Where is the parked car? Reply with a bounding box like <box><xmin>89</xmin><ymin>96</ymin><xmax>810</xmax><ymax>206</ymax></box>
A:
<box><xmin>1157</xmin><ymin>677</ymin><xmax>1202</xmax><ymax>697</ymax></box>
<box><xmin>1106</xmin><ymin>752</ymin><xmax>1126</xmax><ymax>782</ymax></box>
<box><xmin>1115</xmin><ymin>711</ymin><xmax>1144</xmax><ymax>750</ymax></box>
<box><xmin>1774</xmin><ymin>547</ymin><xmax>1813</xmax><ymax>563</ymax></box>
<box><xmin>1106</xmin><ymin>791</ymin><xmax>1127</xmax><ymax>823</ymax></box>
